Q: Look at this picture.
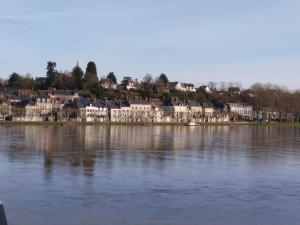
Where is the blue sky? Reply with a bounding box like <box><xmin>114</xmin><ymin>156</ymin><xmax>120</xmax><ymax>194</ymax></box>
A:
<box><xmin>1</xmin><ymin>0</ymin><xmax>300</xmax><ymax>89</ymax></box>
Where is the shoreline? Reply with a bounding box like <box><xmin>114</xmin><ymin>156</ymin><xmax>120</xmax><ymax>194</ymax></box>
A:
<box><xmin>0</xmin><ymin>121</ymin><xmax>300</xmax><ymax>127</ymax></box>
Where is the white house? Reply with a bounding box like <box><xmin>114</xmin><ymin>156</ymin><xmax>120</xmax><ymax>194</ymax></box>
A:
<box><xmin>169</xmin><ymin>82</ymin><xmax>196</xmax><ymax>92</ymax></box>
<box><xmin>128</xmin><ymin>99</ymin><xmax>152</xmax><ymax>123</ymax></box>
<box><xmin>78</xmin><ymin>98</ymin><xmax>108</xmax><ymax>122</ymax></box>
<box><xmin>108</xmin><ymin>100</ymin><xmax>131</xmax><ymax>122</ymax></box>
<box><xmin>99</xmin><ymin>78</ymin><xmax>117</xmax><ymax>90</ymax></box>
<box><xmin>162</xmin><ymin>99</ymin><xmax>190</xmax><ymax>123</ymax></box>
<box><xmin>227</xmin><ymin>103</ymin><xmax>253</xmax><ymax>120</ymax></box>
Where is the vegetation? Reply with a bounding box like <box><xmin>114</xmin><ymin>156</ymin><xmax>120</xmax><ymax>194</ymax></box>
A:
<box><xmin>2</xmin><ymin>61</ymin><xmax>300</xmax><ymax>119</ymax></box>
<box><xmin>107</xmin><ymin>72</ymin><xmax>117</xmax><ymax>84</ymax></box>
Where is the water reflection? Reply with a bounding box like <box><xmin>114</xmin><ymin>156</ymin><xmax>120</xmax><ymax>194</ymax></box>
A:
<box><xmin>1</xmin><ymin>125</ymin><xmax>300</xmax><ymax>179</ymax></box>
<box><xmin>0</xmin><ymin>125</ymin><xmax>300</xmax><ymax>225</ymax></box>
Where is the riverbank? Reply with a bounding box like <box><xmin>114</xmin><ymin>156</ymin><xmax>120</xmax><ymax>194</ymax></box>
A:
<box><xmin>0</xmin><ymin>121</ymin><xmax>300</xmax><ymax>127</ymax></box>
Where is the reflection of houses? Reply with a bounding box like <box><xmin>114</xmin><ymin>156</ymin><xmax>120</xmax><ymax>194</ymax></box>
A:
<box><xmin>169</xmin><ymin>82</ymin><xmax>196</xmax><ymax>92</ymax></box>
<box><xmin>78</xmin><ymin>98</ymin><xmax>108</xmax><ymax>122</ymax></box>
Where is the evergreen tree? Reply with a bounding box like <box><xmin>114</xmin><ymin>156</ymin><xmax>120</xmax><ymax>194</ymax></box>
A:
<box><xmin>72</xmin><ymin>63</ymin><xmax>84</xmax><ymax>89</ymax></box>
<box><xmin>107</xmin><ymin>72</ymin><xmax>117</xmax><ymax>84</ymax></box>
<box><xmin>86</xmin><ymin>61</ymin><xmax>97</xmax><ymax>74</ymax></box>
<box><xmin>84</xmin><ymin>61</ymin><xmax>98</xmax><ymax>87</ymax></box>
<box><xmin>158</xmin><ymin>73</ymin><xmax>169</xmax><ymax>84</ymax></box>
<box><xmin>8</xmin><ymin>72</ymin><xmax>22</xmax><ymax>85</ymax></box>
<box><xmin>46</xmin><ymin>61</ymin><xmax>57</xmax><ymax>88</ymax></box>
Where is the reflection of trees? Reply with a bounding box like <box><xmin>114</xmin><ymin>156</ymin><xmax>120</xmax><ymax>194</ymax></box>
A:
<box><xmin>1</xmin><ymin>125</ymin><xmax>300</xmax><ymax>180</ymax></box>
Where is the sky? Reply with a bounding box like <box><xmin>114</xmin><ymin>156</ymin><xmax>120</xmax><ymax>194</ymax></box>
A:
<box><xmin>1</xmin><ymin>0</ymin><xmax>300</xmax><ymax>89</ymax></box>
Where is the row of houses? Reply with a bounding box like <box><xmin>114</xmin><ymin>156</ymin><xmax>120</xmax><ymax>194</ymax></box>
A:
<box><xmin>0</xmin><ymin>90</ymin><xmax>258</xmax><ymax>123</ymax></box>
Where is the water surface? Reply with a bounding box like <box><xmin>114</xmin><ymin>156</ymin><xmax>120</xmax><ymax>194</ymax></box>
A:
<box><xmin>0</xmin><ymin>125</ymin><xmax>300</xmax><ymax>225</ymax></box>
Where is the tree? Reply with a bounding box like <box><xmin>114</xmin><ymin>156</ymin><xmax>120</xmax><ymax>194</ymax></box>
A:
<box><xmin>72</xmin><ymin>63</ymin><xmax>84</xmax><ymax>89</ymax></box>
<box><xmin>158</xmin><ymin>73</ymin><xmax>169</xmax><ymax>84</ymax></box>
<box><xmin>55</xmin><ymin>73</ymin><xmax>76</xmax><ymax>90</ymax></box>
<box><xmin>107</xmin><ymin>72</ymin><xmax>117</xmax><ymax>84</ymax></box>
<box><xmin>208</xmin><ymin>81</ymin><xmax>217</xmax><ymax>91</ymax></box>
<box><xmin>8</xmin><ymin>72</ymin><xmax>22</xmax><ymax>86</ymax></box>
<box><xmin>84</xmin><ymin>61</ymin><xmax>98</xmax><ymax>88</ymax></box>
<box><xmin>85</xmin><ymin>61</ymin><xmax>97</xmax><ymax>74</ymax></box>
<box><xmin>46</xmin><ymin>61</ymin><xmax>57</xmax><ymax>88</ymax></box>
<box><xmin>143</xmin><ymin>74</ymin><xmax>153</xmax><ymax>84</ymax></box>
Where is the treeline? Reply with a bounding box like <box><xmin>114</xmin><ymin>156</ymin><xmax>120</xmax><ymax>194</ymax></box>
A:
<box><xmin>1</xmin><ymin>61</ymin><xmax>300</xmax><ymax>115</ymax></box>
<box><xmin>6</xmin><ymin>61</ymin><xmax>105</xmax><ymax>90</ymax></box>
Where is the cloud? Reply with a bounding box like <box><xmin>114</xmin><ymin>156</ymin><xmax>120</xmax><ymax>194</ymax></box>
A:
<box><xmin>0</xmin><ymin>17</ymin><xmax>22</xmax><ymax>24</ymax></box>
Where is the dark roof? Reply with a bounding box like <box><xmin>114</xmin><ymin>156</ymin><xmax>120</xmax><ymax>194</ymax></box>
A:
<box><xmin>107</xmin><ymin>100</ymin><xmax>119</xmax><ymax>109</ymax></box>
<box><xmin>128</xmin><ymin>99</ymin><xmax>149</xmax><ymax>105</ymax></box>
<box><xmin>107</xmin><ymin>100</ymin><xmax>130</xmax><ymax>109</ymax></box>
<box><xmin>8</xmin><ymin>94</ymin><xmax>22</xmax><ymax>101</ymax></box>
<box><xmin>187</xmin><ymin>100</ymin><xmax>200</xmax><ymax>107</ymax></box>
<box><xmin>12</xmin><ymin>99</ymin><xmax>35</xmax><ymax>108</ymax></box>
<box><xmin>93</xmin><ymin>99</ymin><xmax>107</xmax><ymax>108</ymax></box>
<box><xmin>162</xmin><ymin>99</ymin><xmax>187</xmax><ymax>106</ymax></box>
<box><xmin>201</xmin><ymin>102</ymin><xmax>214</xmax><ymax>108</ymax></box>
<box><xmin>78</xmin><ymin>97</ymin><xmax>92</xmax><ymax>107</ymax></box>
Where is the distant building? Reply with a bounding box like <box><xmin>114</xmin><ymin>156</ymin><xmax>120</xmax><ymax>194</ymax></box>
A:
<box><xmin>0</xmin><ymin>102</ymin><xmax>11</xmax><ymax>121</ymax></box>
<box><xmin>108</xmin><ymin>100</ymin><xmax>131</xmax><ymax>122</ymax></box>
<box><xmin>169</xmin><ymin>82</ymin><xmax>196</xmax><ymax>92</ymax></box>
<box><xmin>99</xmin><ymin>78</ymin><xmax>117</xmax><ymax>90</ymax></box>
<box><xmin>150</xmin><ymin>99</ymin><xmax>165</xmax><ymax>123</ymax></box>
<box><xmin>78</xmin><ymin>98</ymin><xmax>108</xmax><ymax>122</ymax></box>
<box><xmin>199</xmin><ymin>85</ymin><xmax>212</xmax><ymax>93</ymax></box>
<box><xmin>187</xmin><ymin>100</ymin><xmax>203</xmax><ymax>123</ymax></box>
<box><xmin>128</xmin><ymin>99</ymin><xmax>152</xmax><ymax>123</ymax></box>
<box><xmin>49</xmin><ymin>90</ymin><xmax>79</xmax><ymax>108</ymax></box>
<box><xmin>227</xmin><ymin>87</ymin><xmax>241</xmax><ymax>96</ymax></box>
<box><xmin>227</xmin><ymin>103</ymin><xmax>253</xmax><ymax>120</ymax></box>
<box><xmin>162</xmin><ymin>99</ymin><xmax>190</xmax><ymax>123</ymax></box>
<box><xmin>201</xmin><ymin>102</ymin><xmax>215</xmax><ymax>122</ymax></box>
<box><xmin>121</xmin><ymin>77</ymin><xmax>137</xmax><ymax>90</ymax></box>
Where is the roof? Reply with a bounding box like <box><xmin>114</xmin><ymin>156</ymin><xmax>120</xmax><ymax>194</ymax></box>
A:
<box><xmin>162</xmin><ymin>99</ymin><xmax>187</xmax><ymax>106</ymax></box>
<box><xmin>78</xmin><ymin>97</ymin><xmax>92</xmax><ymax>107</ymax></box>
<box><xmin>12</xmin><ymin>99</ymin><xmax>35</xmax><ymax>108</ymax></box>
<box><xmin>128</xmin><ymin>99</ymin><xmax>149</xmax><ymax>105</ymax></box>
<box><xmin>187</xmin><ymin>100</ymin><xmax>201</xmax><ymax>107</ymax></box>
<box><xmin>107</xmin><ymin>100</ymin><xmax>130</xmax><ymax>109</ymax></box>
<box><xmin>93</xmin><ymin>99</ymin><xmax>107</xmax><ymax>108</ymax></box>
<box><xmin>201</xmin><ymin>102</ymin><xmax>214</xmax><ymax>108</ymax></box>
<box><xmin>181</xmin><ymin>83</ymin><xmax>195</xmax><ymax>88</ymax></box>
<box><xmin>227</xmin><ymin>103</ymin><xmax>253</xmax><ymax>108</ymax></box>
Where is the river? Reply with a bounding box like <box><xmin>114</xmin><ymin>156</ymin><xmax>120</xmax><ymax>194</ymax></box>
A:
<box><xmin>0</xmin><ymin>125</ymin><xmax>300</xmax><ymax>225</ymax></box>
